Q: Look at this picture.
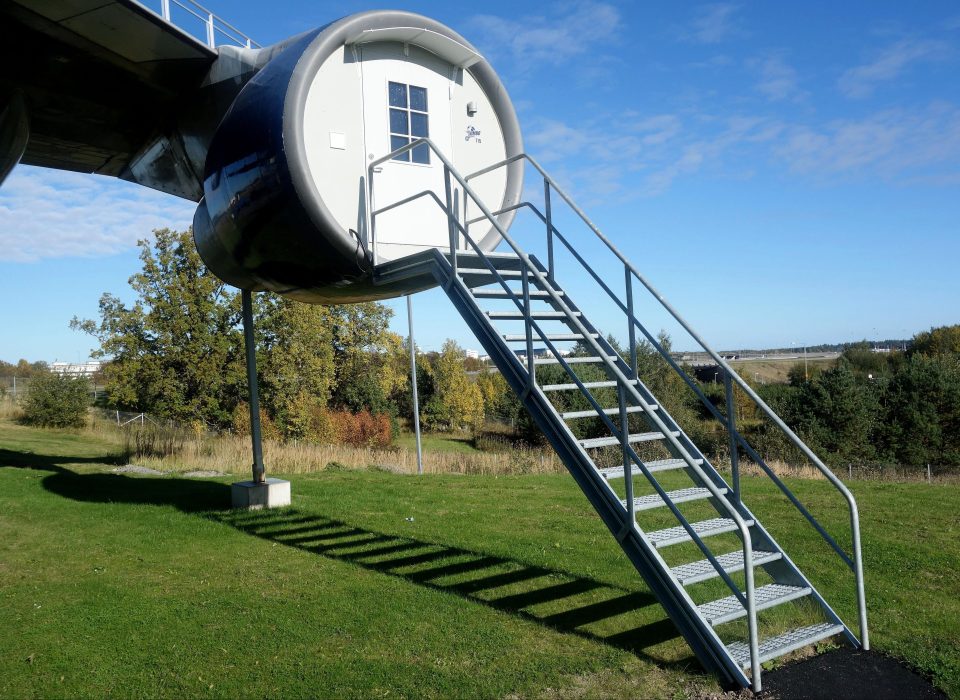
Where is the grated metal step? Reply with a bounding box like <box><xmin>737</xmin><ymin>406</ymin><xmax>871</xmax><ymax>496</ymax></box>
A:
<box><xmin>460</xmin><ymin>268</ymin><xmax>527</xmax><ymax>288</ymax></box>
<box><xmin>542</xmin><ymin>380</ymin><xmax>637</xmax><ymax>391</ymax></box>
<box><xmin>458</xmin><ymin>267</ymin><xmax>525</xmax><ymax>278</ymax></box>
<box><xmin>534</xmin><ymin>355</ymin><xmax>618</xmax><ymax>365</ymax></box>
<box><xmin>580</xmin><ymin>431</ymin><xmax>679</xmax><ymax>449</ymax></box>
<box><xmin>486</xmin><ymin>310</ymin><xmax>580</xmax><ymax>319</ymax></box>
<box><xmin>560</xmin><ymin>405</ymin><xmax>648</xmax><ymax>420</ymax></box>
<box><xmin>598</xmin><ymin>458</ymin><xmax>699</xmax><ymax>480</ymax></box>
<box><xmin>503</xmin><ymin>333</ymin><xmax>597</xmax><ymax>342</ymax></box>
<box><xmin>698</xmin><ymin>583</ymin><xmax>812</xmax><ymax>626</ymax></box>
<box><xmin>672</xmin><ymin>548</ymin><xmax>782</xmax><ymax>586</ymax></box>
<box><xmin>646</xmin><ymin>516</ymin><xmax>750</xmax><ymax>549</ymax></box>
<box><xmin>726</xmin><ymin>622</ymin><xmax>845</xmax><ymax>668</ymax></box>
<box><xmin>472</xmin><ymin>289</ymin><xmax>564</xmax><ymax>299</ymax></box>
<box><xmin>624</xmin><ymin>487</ymin><xmax>725</xmax><ymax>512</ymax></box>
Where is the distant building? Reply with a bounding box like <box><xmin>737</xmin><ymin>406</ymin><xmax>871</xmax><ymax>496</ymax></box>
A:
<box><xmin>512</xmin><ymin>347</ymin><xmax>571</xmax><ymax>362</ymax></box>
<box><xmin>49</xmin><ymin>361</ymin><xmax>103</xmax><ymax>378</ymax></box>
<box><xmin>464</xmin><ymin>349</ymin><xmax>480</xmax><ymax>360</ymax></box>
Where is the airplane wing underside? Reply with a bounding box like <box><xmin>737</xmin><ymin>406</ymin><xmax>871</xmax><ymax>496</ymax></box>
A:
<box><xmin>0</xmin><ymin>0</ymin><xmax>227</xmax><ymax>200</ymax></box>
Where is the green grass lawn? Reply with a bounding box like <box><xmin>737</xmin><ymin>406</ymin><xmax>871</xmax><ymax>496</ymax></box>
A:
<box><xmin>1</xmin><ymin>420</ymin><xmax>958</xmax><ymax>698</ymax></box>
<box><xmin>394</xmin><ymin>430</ymin><xmax>481</xmax><ymax>454</ymax></box>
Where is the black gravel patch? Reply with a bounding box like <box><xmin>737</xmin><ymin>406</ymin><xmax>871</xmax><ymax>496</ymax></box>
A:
<box><xmin>760</xmin><ymin>648</ymin><xmax>946</xmax><ymax>700</ymax></box>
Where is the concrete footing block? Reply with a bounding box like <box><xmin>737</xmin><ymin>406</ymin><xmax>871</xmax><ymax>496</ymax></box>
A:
<box><xmin>231</xmin><ymin>478</ymin><xmax>291</xmax><ymax>510</ymax></box>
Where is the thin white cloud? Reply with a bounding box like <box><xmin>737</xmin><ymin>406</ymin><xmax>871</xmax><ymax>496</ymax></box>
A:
<box><xmin>687</xmin><ymin>4</ymin><xmax>745</xmax><ymax>44</ymax></box>
<box><xmin>838</xmin><ymin>38</ymin><xmax>951</xmax><ymax>98</ymax></box>
<box><xmin>774</xmin><ymin>102</ymin><xmax>960</xmax><ymax>182</ymax></box>
<box><xmin>524</xmin><ymin>100</ymin><xmax>960</xmax><ymax>202</ymax></box>
<box><xmin>469</xmin><ymin>2</ymin><xmax>621</xmax><ymax>69</ymax></box>
<box><xmin>0</xmin><ymin>167</ymin><xmax>196</xmax><ymax>262</ymax></box>
<box><xmin>525</xmin><ymin>112</ymin><xmax>780</xmax><ymax>199</ymax></box>
<box><xmin>752</xmin><ymin>54</ymin><xmax>804</xmax><ymax>102</ymax></box>
<box><xmin>631</xmin><ymin>115</ymin><xmax>683</xmax><ymax>145</ymax></box>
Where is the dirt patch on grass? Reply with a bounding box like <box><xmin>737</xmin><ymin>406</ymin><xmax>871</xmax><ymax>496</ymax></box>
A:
<box><xmin>758</xmin><ymin>648</ymin><xmax>946</xmax><ymax>699</ymax></box>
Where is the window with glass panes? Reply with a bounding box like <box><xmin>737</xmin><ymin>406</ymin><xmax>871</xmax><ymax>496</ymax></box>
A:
<box><xmin>388</xmin><ymin>81</ymin><xmax>430</xmax><ymax>164</ymax></box>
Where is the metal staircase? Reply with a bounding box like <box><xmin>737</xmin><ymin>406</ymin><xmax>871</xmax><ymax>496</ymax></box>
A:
<box><xmin>367</xmin><ymin>139</ymin><xmax>868</xmax><ymax>692</ymax></box>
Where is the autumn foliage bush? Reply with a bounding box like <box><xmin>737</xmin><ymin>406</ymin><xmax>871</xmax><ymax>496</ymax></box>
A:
<box><xmin>232</xmin><ymin>402</ymin><xmax>391</xmax><ymax>448</ymax></box>
<box><xmin>329</xmin><ymin>409</ymin><xmax>392</xmax><ymax>448</ymax></box>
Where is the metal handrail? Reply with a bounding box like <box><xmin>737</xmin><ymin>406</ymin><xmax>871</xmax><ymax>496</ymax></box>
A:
<box><xmin>369</xmin><ymin>138</ymin><xmax>763</xmax><ymax>684</ymax></box>
<box><xmin>467</xmin><ymin>152</ymin><xmax>868</xmax><ymax>650</ymax></box>
<box><xmin>140</xmin><ymin>0</ymin><xmax>262</xmax><ymax>49</ymax></box>
<box><xmin>479</xmin><ymin>198</ymin><xmax>857</xmax><ymax>568</ymax></box>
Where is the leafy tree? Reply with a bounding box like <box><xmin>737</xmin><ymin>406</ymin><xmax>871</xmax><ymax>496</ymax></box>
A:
<box><xmin>21</xmin><ymin>372</ymin><xmax>90</xmax><ymax>428</ymax></box>
<box><xmin>634</xmin><ymin>332</ymin><xmax>698</xmax><ymax>429</ymax></box>
<box><xmin>881</xmin><ymin>353</ymin><xmax>960</xmax><ymax>466</ymax></box>
<box><xmin>425</xmin><ymin>340</ymin><xmax>484</xmax><ymax>430</ymax></box>
<box><xmin>0</xmin><ymin>359</ymin><xmax>47</xmax><ymax>379</ymax></box>
<box><xmin>328</xmin><ymin>302</ymin><xmax>395</xmax><ymax>411</ymax></box>
<box><xmin>476</xmin><ymin>371</ymin><xmax>507</xmax><ymax>415</ymax></box>
<box><xmin>841</xmin><ymin>342</ymin><xmax>893</xmax><ymax>379</ymax></box>
<box><xmin>909</xmin><ymin>324</ymin><xmax>960</xmax><ymax>358</ymax></box>
<box><xmin>72</xmin><ymin>228</ymin><xmax>244</xmax><ymax>428</ymax></box>
<box><xmin>394</xmin><ymin>351</ymin><xmax>435</xmax><ymax>423</ymax></box>
<box><xmin>376</xmin><ymin>332</ymin><xmax>410</xmax><ymax>403</ymax></box>
<box><xmin>787</xmin><ymin>361</ymin><xmax>824</xmax><ymax>386</ymax></box>
<box><xmin>255</xmin><ymin>295</ymin><xmax>336</xmax><ymax>438</ymax></box>
<box><xmin>786</xmin><ymin>359</ymin><xmax>880</xmax><ymax>462</ymax></box>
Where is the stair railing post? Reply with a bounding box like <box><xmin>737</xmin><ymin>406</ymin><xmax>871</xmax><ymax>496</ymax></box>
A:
<box><xmin>444</xmin><ymin>166</ymin><xmax>458</xmax><ymax>277</ymax></box>
<box><xmin>746</xmin><ymin>550</ymin><xmax>761</xmax><ymax>692</ymax></box>
<box><xmin>625</xmin><ymin>267</ymin><xmax>637</xmax><ymax>378</ymax></box>
<box><xmin>521</xmin><ymin>266</ymin><xmax>536</xmax><ymax>388</ymax></box>
<box><xmin>206</xmin><ymin>12</ymin><xmax>215</xmax><ymax>48</ymax></box>
<box><xmin>618</xmin><ymin>384</ymin><xmax>635</xmax><ymax>525</ymax></box>
<box><xmin>723</xmin><ymin>369</ymin><xmax>741</xmax><ymax>504</ymax></box>
<box><xmin>242</xmin><ymin>289</ymin><xmax>266</xmax><ymax>484</ymax></box>
<box><xmin>851</xmin><ymin>507</ymin><xmax>869</xmax><ymax>649</ymax></box>
<box><xmin>544</xmin><ymin>179</ymin><xmax>555</xmax><ymax>282</ymax></box>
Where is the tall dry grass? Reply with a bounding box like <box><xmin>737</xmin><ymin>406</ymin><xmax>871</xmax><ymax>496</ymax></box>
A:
<box><xmin>0</xmin><ymin>397</ymin><xmax>22</xmax><ymax>421</ymax></box>
<box><xmin>716</xmin><ymin>459</ymin><xmax>960</xmax><ymax>484</ymax></box>
<box><xmin>8</xmin><ymin>410</ymin><xmax>948</xmax><ymax>483</ymax></box>
<box><xmin>96</xmin><ymin>415</ymin><xmax>564</xmax><ymax>476</ymax></box>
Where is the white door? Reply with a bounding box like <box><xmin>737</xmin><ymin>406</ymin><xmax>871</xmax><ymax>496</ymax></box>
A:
<box><xmin>360</xmin><ymin>42</ymin><xmax>455</xmax><ymax>263</ymax></box>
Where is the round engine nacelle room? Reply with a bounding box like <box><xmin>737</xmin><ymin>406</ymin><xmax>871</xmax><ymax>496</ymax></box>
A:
<box><xmin>193</xmin><ymin>11</ymin><xmax>524</xmax><ymax>304</ymax></box>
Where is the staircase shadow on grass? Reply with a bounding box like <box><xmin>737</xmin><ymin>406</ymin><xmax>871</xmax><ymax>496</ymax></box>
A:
<box><xmin>211</xmin><ymin>507</ymin><xmax>692</xmax><ymax>670</ymax></box>
<box><xmin>5</xmin><ymin>449</ymin><xmax>693</xmax><ymax>672</ymax></box>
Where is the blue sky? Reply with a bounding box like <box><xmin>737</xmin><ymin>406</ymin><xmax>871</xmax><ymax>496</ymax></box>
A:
<box><xmin>1</xmin><ymin>1</ymin><xmax>958</xmax><ymax>363</ymax></box>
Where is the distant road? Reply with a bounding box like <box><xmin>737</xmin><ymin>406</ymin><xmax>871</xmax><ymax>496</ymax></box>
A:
<box><xmin>675</xmin><ymin>352</ymin><xmax>841</xmax><ymax>367</ymax></box>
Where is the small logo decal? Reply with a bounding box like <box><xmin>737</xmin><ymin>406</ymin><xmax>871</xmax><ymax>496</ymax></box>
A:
<box><xmin>465</xmin><ymin>126</ymin><xmax>482</xmax><ymax>143</ymax></box>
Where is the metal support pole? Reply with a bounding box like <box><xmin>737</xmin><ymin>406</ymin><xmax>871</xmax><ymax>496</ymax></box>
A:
<box><xmin>160</xmin><ymin>0</ymin><xmax>170</xmax><ymax>20</ymax></box>
<box><xmin>407</xmin><ymin>295</ymin><xmax>423</xmax><ymax>476</ymax></box>
<box><xmin>724</xmin><ymin>369</ymin><xmax>741</xmax><ymax>504</ymax></box>
<box><xmin>242</xmin><ymin>289</ymin><xmax>266</xmax><ymax>484</ymax></box>
<box><xmin>206</xmin><ymin>13</ymin><xmax>216</xmax><ymax>48</ymax></box>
